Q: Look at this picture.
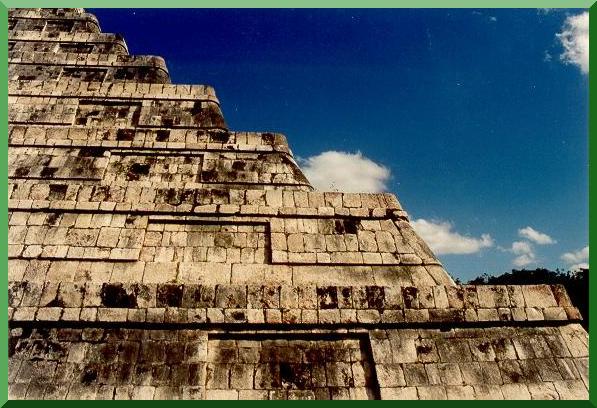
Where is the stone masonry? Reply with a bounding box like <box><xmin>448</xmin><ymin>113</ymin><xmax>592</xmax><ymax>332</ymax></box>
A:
<box><xmin>8</xmin><ymin>8</ymin><xmax>589</xmax><ymax>400</ymax></box>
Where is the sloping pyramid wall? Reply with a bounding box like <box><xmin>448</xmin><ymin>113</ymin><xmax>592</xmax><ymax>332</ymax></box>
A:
<box><xmin>7</xmin><ymin>8</ymin><xmax>588</xmax><ymax>400</ymax></box>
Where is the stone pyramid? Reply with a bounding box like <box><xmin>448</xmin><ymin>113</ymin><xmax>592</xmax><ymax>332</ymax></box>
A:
<box><xmin>8</xmin><ymin>8</ymin><xmax>588</xmax><ymax>400</ymax></box>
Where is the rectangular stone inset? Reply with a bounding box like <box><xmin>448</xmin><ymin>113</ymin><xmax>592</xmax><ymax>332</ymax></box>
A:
<box><xmin>9</xmin><ymin>147</ymin><xmax>108</xmax><ymax>180</ymax></box>
<box><xmin>61</xmin><ymin>67</ymin><xmax>108</xmax><ymax>82</ymax></box>
<box><xmin>75</xmin><ymin>100</ymin><xmax>142</xmax><ymax>127</ymax></box>
<box><xmin>272</xmin><ymin>218</ymin><xmax>418</xmax><ymax>266</ymax></box>
<box><xmin>144</xmin><ymin>220</ymin><xmax>269</xmax><ymax>264</ymax></box>
<box><xmin>137</xmin><ymin>100</ymin><xmax>225</xmax><ymax>129</ymax></box>
<box><xmin>207</xmin><ymin>333</ymin><xmax>379</xmax><ymax>400</ymax></box>
<box><xmin>105</xmin><ymin>152</ymin><xmax>203</xmax><ymax>183</ymax></box>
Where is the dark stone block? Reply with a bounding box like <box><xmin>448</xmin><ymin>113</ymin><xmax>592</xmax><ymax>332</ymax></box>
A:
<box><xmin>151</xmin><ymin>364</ymin><xmax>171</xmax><ymax>386</ymax></box>
<box><xmin>118</xmin><ymin>341</ymin><xmax>140</xmax><ymax>364</ymax></box>
<box><xmin>48</xmin><ymin>184</ymin><xmax>68</xmax><ymax>199</ymax></box>
<box><xmin>366</xmin><ymin>286</ymin><xmax>385</xmax><ymax>310</ymax></box>
<box><xmin>139</xmin><ymin>341</ymin><xmax>165</xmax><ymax>363</ymax></box>
<box><xmin>100</xmin><ymin>283</ymin><xmax>137</xmax><ymax>308</ymax></box>
<box><xmin>80</xmin><ymin>364</ymin><xmax>99</xmax><ymax>385</ymax></box>
<box><xmin>280</xmin><ymin>363</ymin><xmax>312</xmax><ymax>390</ymax></box>
<box><xmin>317</xmin><ymin>286</ymin><xmax>338</xmax><ymax>309</ymax></box>
<box><xmin>187</xmin><ymin>363</ymin><xmax>205</xmax><ymax>386</ymax></box>
<box><xmin>338</xmin><ymin>287</ymin><xmax>353</xmax><ymax>308</ymax></box>
<box><xmin>165</xmin><ymin>342</ymin><xmax>185</xmax><ymax>365</ymax></box>
<box><xmin>56</xmin><ymin>328</ymin><xmax>81</xmax><ymax>342</ymax></box>
<box><xmin>429</xmin><ymin>308</ymin><xmax>465</xmax><ymax>322</ymax></box>
<box><xmin>126</xmin><ymin>163</ymin><xmax>150</xmax><ymax>181</ymax></box>
<box><xmin>152</xmin><ymin>129</ymin><xmax>169</xmax><ymax>142</ymax></box>
<box><xmin>133</xmin><ymin>364</ymin><xmax>153</xmax><ymax>386</ymax></box>
<box><xmin>116</xmin><ymin>128</ymin><xmax>135</xmax><ymax>141</ymax></box>
<box><xmin>212</xmin><ymin>347</ymin><xmax>237</xmax><ymax>364</ymax></box>
<box><xmin>113</xmin><ymin>363</ymin><xmax>134</xmax><ymax>384</ymax></box>
<box><xmin>170</xmin><ymin>364</ymin><xmax>191</xmax><ymax>386</ymax></box>
<box><xmin>98</xmin><ymin>343</ymin><xmax>118</xmax><ymax>363</ymax></box>
<box><xmin>156</xmin><ymin>284</ymin><xmax>184</xmax><ymax>308</ymax></box>
<box><xmin>402</xmin><ymin>287</ymin><xmax>419</xmax><ymax>309</ymax></box>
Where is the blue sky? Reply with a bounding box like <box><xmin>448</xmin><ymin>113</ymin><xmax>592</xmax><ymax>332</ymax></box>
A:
<box><xmin>91</xmin><ymin>8</ymin><xmax>589</xmax><ymax>281</ymax></box>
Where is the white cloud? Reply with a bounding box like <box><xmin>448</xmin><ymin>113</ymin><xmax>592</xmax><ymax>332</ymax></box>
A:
<box><xmin>411</xmin><ymin>219</ymin><xmax>493</xmax><ymax>255</ymax></box>
<box><xmin>557</xmin><ymin>11</ymin><xmax>589</xmax><ymax>74</ymax></box>
<box><xmin>512</xmin><ymin>240</ymin><xmax>533</xmax><ymax>254</ymax></box>
<box><xmin>300</xmin><ymin>151</ymin><xmax>390</xmax><ymax>193</ymax></box>
<box><xmin>513</xmin><ymin>253</ymin><xmax>536</xmax><ymax>267</ymax></box>
<box><xmin>489</xmin><ymin>16</ymin><xmax>497</xmax><ymax>22</ymax></box>
<box><xmin>510</xmin><ymin>240</ymin><xmax>537</xmax><ymax>267</ymax></box>
<box><xmin>518</xmin><ymin>226</ymin><xmax>556</xmax><ymax>245</ymax></box>
<box><xmin>561</xmin><ymin>246</ymin><xmax>589</xmax><ymax>271</ymax></box>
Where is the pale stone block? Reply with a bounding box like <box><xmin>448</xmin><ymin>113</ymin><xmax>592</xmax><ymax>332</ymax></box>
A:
<box><xmin>142</xmin><ymin>262</ymin><xmax>178</xmax><ymax>283</ymax></box>
<box><xmin>380</xmin><ymin>386</ymin><xmax>418</xmax><ymax>400</ymax></box>
<box><xmin>342</xmin><ymin>193</ymin><xmax>361</xmax><ymax>208</ymax></box>
<box><xmin>527</xmin><ymin>382</ymin><xmax>559</xmax><ymax>400</ymax></box>
<box><xmin>522</xmin><ymin>285</ymin><xmax>557</xmax><ymax>308</ymax></box>
<box><xmin>206</xmin><ymin>389</ymin><xmax>238</xmax><ymax>400</ymax></box>
<box><xmin>446</xmin><ymin>385</ymin><xmax>476</xmax><ymax>400</ymax></box>
<box><xmin>357</xmin><ymin>230</ymin><xmax>377</xmax><ymax>252</ymax></box>
<box><xmin>500</xmin><ymin>383</ymin><xmax>531</xmax><ymax>399</ymax></box>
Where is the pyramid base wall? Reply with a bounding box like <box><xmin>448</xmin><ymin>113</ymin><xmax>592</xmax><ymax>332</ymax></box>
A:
<box><xmin>8</xmin><ymin>321</ymin><xmax>588</xmax><ymax>400</ymax></box>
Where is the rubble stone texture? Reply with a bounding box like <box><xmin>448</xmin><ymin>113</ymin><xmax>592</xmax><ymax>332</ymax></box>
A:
<box><xmin>7</xmin><ymin>8</ymin><xmax>589</xmax><ymax>400</ymax></box>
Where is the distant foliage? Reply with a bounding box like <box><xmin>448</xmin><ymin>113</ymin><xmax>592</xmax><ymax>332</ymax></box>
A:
<box><xmin>467</xmin><ymin>268</ymin><xmax>589</xmax><ymax>331</ymax></box>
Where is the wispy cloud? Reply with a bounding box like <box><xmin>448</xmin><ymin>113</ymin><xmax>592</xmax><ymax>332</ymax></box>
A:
<box><xmin>537</xmin><ymin>8</ymin><xmax>554</xmax><ymax>15</ymax></box>
<box><xmin>300</xmin><ymin>151</ymin><xmax>390</xmax><ymax>192</ymax></box>
<box><xmin>561</xmin><ymin>246</ymin><xmax>589</xmax><ymax>271</ymax></box>
<box><xmin>557</xmin><ymin>11</ymin><xmax>589</xmax><ymax>74</ymax></box>
<box><xmin>518</xmin><ymin>226</ymin><xmax>556</xmax><ymax>245</ymax></box>
<box><xmin>411</xmin><ymin>219</ymin><xmax>493</xmax><ymax>255</ymax></box>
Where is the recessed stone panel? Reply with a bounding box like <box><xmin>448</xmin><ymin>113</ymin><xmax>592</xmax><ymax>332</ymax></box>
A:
<box><xmin>105</xmin><ymin>152</ymin><xmax>203</xmax><ymax>183</ymax></box>
<box><xmin>74</xmin><ymin>100</ymin><xmax>142</xmax><ymax>127</ymax></box>
<box><xmin>9</xmin><ymin>147</ymin><xmax>109</xmax><ymax>180</ymax></box>
<box><xmin>206</xmin><ymin>333</ymin><xmax>378</xmax><ymax>400</ymax></box>
<box><xmin>143</xmin><ymin>220</ymin><xmax>269</xmax><ymax>264</ymax></box>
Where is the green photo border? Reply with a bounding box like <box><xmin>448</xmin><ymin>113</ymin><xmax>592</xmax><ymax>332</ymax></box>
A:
<box><xmin>0</xmin><ymin>2</ymin><xmax>593</xmax><ymax>405</ymax></box>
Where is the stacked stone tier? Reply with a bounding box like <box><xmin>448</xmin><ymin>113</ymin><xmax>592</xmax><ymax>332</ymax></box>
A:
<box><xmin>7</xmin><ymin>7</ymin><xmax>588</xmax><ymax>400</ymax></box>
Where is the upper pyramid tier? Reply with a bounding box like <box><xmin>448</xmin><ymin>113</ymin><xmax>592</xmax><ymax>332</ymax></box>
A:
<box><xmin>9</xmin><ymin>8</ymin><xmax>168</xmax><ymax>83</ymax></box>
<box><xmin>8</xmin><ymin>7</ymin><xmax>456</xmax><ymax>288</ymax></box>
<box><xmin>8</xmin><ymin>8</ymin><xmax>313</xmax><ymax>192</ymax></box>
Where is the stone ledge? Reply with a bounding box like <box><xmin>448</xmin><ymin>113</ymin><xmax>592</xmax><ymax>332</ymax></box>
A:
<box><xmin>9</xmin><ymin>189</ymin><xmax>403</xmax><ymax>213</ymax></box>
<box><xmin>9</xmin><ymin>32</ymin><xmax>129</xmax><ymax>52</ymax></box>
<box><xmin>9</xmin><ymin>126</ymin><xmax>292</xmax><ymax>153</ymax></box>
<box><xmin>9</xmin><ymin>80</ymin><xmax>218</xmax><ymax>101</ymax></box>
<box><xmin>9</xmin><ymin>11</ymin><xmax>100</xmax><ymax>25</ymax></box>
<box><xmin>9</xmin><ymin>52</ymin><xmax>167</xmax><ymax>71</ymax></box>
<box><xmin>8</xmin><ymin>282</ymin><xmax>581</xmax><ymax>325</ymax></box>
<box><xmin>9</xmin><ymin>9</ymin><xmax>86</xmax><ymax>18</ymax></box>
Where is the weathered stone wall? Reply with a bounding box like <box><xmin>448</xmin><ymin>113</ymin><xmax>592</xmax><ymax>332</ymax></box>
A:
<box><xmin>7</xmin><ymin>8</ymin><xmax>588</xmax><ymax>400</ymax></box>
<box><xmin>8</xmin><ymin>325</ymin><xmax>588</xmax><ymax>400</ymax></box>
<box><xmin>8</xmin><ymin>281</ymin><xmax>583</xmax><ymax>325</ymax></box>
<box><xmin>373</xmin><ymin>325</ymin><xmax>588</xmax><ymax>399</ymax></box>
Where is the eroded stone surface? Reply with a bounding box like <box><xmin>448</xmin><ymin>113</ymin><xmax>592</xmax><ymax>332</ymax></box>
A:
<box><xmin>7</xmin><ymin>7</ymin><xmax>587</xmax><ymax>400</ymax></box>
